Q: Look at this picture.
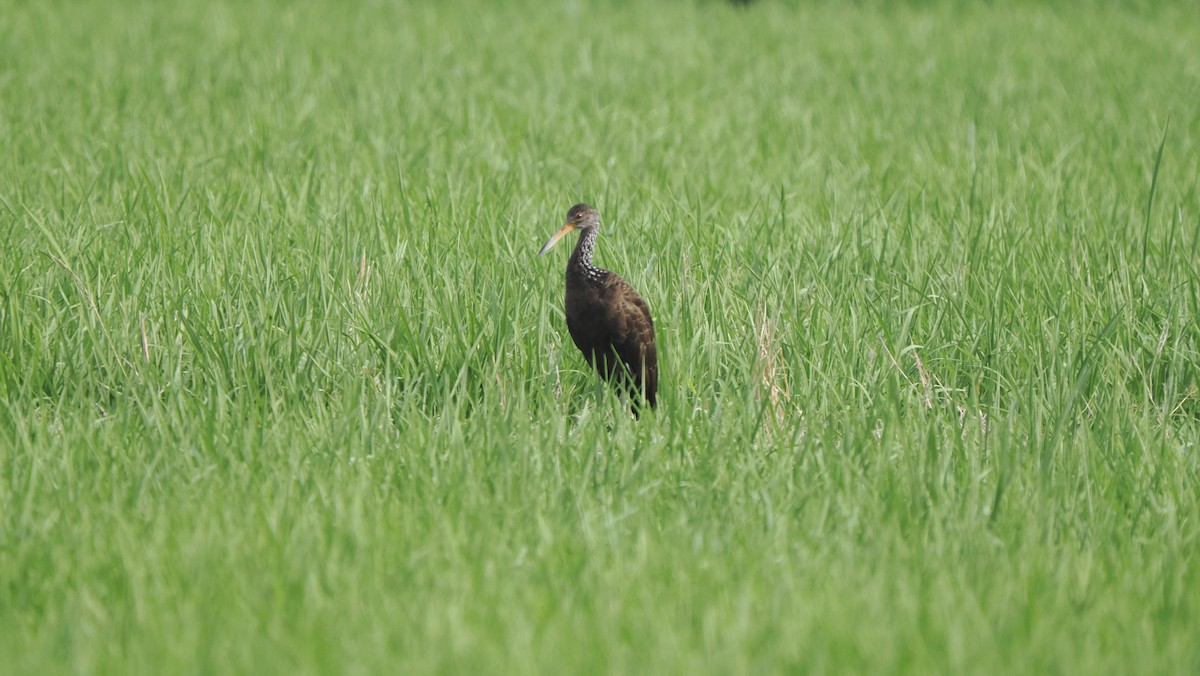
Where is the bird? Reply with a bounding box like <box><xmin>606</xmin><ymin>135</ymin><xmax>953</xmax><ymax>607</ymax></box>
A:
<box><xmin>538</xmin><ymin>203</ymin><xmax>658</xmax><ymax>412</ymax></box>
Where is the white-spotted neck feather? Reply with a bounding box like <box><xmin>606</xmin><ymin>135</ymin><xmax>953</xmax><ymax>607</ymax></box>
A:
<box><xmin>569</xmin><ymin>226</ymin><xmax>605</xmax><ymax>282</ymax></box>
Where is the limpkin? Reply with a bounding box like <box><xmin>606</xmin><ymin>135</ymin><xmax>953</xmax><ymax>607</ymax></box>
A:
<box><xmin>539</xmin><ymin>203</ymin><xmax>658</xmax><ymax>411</ymax></box>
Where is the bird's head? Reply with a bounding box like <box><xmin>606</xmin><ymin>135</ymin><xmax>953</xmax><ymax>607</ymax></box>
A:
<box><xmin>539</xmin><ymin>203</ymin><xmax>600</xmax><ymax>255</ymax></box>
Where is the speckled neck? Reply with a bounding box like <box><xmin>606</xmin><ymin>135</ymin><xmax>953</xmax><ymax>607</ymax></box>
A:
<box><xmin>569</xmin><ymin>227</ymin><xmax>603</xmax><ymax>281</ymax></box>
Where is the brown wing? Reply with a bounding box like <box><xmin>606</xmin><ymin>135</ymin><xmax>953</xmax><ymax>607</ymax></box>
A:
<box><xmin>564</xmin><ymin>271</ymin><xmax>658</xmax><ymax>409</ymax></box>
<box><xmin>603</xmin><ymin>274</ymin><xmax>658</xmax><ymax>408</ymax></box>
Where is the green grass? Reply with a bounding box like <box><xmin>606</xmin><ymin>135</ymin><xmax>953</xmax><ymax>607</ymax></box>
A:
<box><xmin>2</xmin><ymin>0</ymin><xmax>1199</xmax><ymax>672</ymax></box>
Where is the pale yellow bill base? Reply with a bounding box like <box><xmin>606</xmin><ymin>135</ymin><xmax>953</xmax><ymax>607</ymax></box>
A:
<box><xmin>538</xmin><ymin>223</ymin><xmax>576</xmax><ymax>256</ymax></box>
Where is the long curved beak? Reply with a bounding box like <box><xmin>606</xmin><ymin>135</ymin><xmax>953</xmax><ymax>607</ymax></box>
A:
<box><xmin>538</xmin><ymin>223</ymin><xmax>576</xmax><ymax>256</ymax></box>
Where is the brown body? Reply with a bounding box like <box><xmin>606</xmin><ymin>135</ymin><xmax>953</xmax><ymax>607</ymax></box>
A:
<box><xmin>540</xmin><ymin>204</ymin><xmax>658</xmax><ymax>410</ymax></box>
<box><xmin>565</xmin><ymin>268</ymin><xmax>657</xmax><ymax>408</ymax></box>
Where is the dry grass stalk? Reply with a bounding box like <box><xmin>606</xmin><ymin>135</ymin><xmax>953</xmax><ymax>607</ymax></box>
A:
<box><xmin>754</xmin><ymin>304</ymin><xmax>793</xmax><ymax>435</ymax></box>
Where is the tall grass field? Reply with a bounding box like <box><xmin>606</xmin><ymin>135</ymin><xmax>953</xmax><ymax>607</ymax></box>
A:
<box><xmin>2</xmin><ymin>0</ymin><xmax>1198</xmax><ymax>672</ymax></box>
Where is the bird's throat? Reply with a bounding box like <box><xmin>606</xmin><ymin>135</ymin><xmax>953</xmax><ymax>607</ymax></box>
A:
<box><xmin>568</xmin><ymin>228</ymin><xmax>601</xmax><ymax>281</ymax></box>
